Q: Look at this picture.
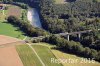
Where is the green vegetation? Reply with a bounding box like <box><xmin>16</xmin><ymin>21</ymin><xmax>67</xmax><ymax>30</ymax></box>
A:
<box><xmin>0</xmin><ymin>4</ymin><xmax>27</xmax><ymax>39</ymax></box>
<box><xmin>34</xmin><ymin>43</ymin><xmax>100</xmax><ymax>66</ymax></box>
<box><xmin>39</xmin><ymin>0</ymin><xmax>100</xmax><ymax>33</ymax></box>
<box><xmin>16</xmin><ymin>45</ymin><xmax>42</xmax><ymax>66</ymax></box>
<box><xmin>0</xmin><ymin>10</ymin><xmax>8</xmax><ymax>21</ymax></box>
<box><xmin>0</xmin><ymin>21</ymin><xmax>25</xmax><ymax>39</ymax></box>
<box><xmin>32</xmin><ymin>44</ymin><xmax>62</xmax><ymax>66</ymax></box>
<box><xmin>52</xmin><ymin>48</ymin><xmax>100</xmax><ymax>66</ymax></box>
<box><xmin>0</xmin><ymin>0</ymin><xmax>99</xmax><ymax>65</ymax></box>
<box><xmin>7</xmin><ymin>16</ymin><xmax>48</xmax><ymax>37</ymax></box>
<box><xmin>21</xmin><ymin>9</ymin><xmax>28</xmax><ymax>21</ymax></box>
<box><xmin>16</xmin><ymin>44</ymin><xmax>62</xmax><ymax>66</ymax></box>
<box><xmin>43</xmin><ymin>35</ymin><xmax>100</xmax><ymax>62</ymax></box>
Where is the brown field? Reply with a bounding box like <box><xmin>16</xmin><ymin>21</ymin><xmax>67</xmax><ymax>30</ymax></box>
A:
<box><xmin>0</xmin><ymin>35</ymin><xmax>24</xmax><ymax>66</ymax></box>
<box><xmin>0</xmin><ymin>4</ymin><xmax>22</xmax><ymax>21</ymax></box>
<box><xmin>0</xmin><ymin>46</ymin><xmax>23</xmax><ymax>66</ymax></box>
<box><xmin>0</xmin><ymin>35</ymin><xmax>24</xmax><ymax>47</ymax></box>
<box><xmin>8</xmin><ymin>6</ymin><xmax>21</xmax><ymax>17</ymax></box>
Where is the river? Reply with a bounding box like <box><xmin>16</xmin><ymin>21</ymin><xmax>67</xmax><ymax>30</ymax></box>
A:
<box><xmin>27</xmin><ymin>8</ymin><xmax>42</xmax><ymax>28</ymax></box>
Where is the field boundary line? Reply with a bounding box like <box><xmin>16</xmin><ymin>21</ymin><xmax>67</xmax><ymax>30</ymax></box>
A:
<box><xmin>26</xmin><ymin>43</ymin><xmax>45</xmax><ymax>66</ymax></box>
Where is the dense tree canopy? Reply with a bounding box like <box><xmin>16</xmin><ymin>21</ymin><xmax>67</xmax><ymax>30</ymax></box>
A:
<box><xmin>39</xmin><ymin>0</ymin><xmax>100</xmax><ymax>33</ymax></box>
<box><xmin>43</xmin><ymin>35</ymin><xmax>100</xmax><ymax>62</ymax></box>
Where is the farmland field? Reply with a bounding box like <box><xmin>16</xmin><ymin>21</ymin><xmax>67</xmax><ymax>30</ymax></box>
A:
<box><xmin>32</xmin><ymin>45</ymin><xmax>62</xmax><ymax>66</ymax></box>
<box><xmin>16</xmin><ymin>44</ymin><xmax>63</xmax><ymax>66</ymax></box>
<box><xmin>8</xmin><ymin>5</ymin><xmax>21</xmax><ymax>18</ymax></box>
<box><xmin>16</xmin><ymin>45</ymin><xmax>43</xmax><ymax>66</ymax></box>
<box><xmin>32</xmin><ymin>43</ymin><xmax>100</xmax><ymax>66</ymax></box>
<box><xmin>0</xmin><ymin>35</ymin><xmax>23</xmax><ymax>47</ymax></box>
<box><xmin>0</xmin><ymin>4</ymin><xmax>21</xmax><ymax>21</ymax></box>
<box><xmin>0</xmin><ymin>46</ymin><xmax>23</xmax><ymax>66</ymax></box>
<box><xmin>0</xmin><ymin>21</ymin><xmax>25</xmax><ymax>39</ymax></box>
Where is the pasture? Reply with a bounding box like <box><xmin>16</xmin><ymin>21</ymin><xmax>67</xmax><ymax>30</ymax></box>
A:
<box><xmin>0</xmin><ymin>21</ymin><xmax>25</xmax><ymax>39</ymax></box>
<box><xmin>16</xmin><ymin>45</ymin><xmax>43</xmax><ymax>66</ymax></box>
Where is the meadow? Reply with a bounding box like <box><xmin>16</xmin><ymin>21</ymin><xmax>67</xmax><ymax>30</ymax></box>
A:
<box><xmin>16</xmin><ymin>44</ymin><xmax>63</xmax><ymax>66</ymax></box>
<box><xmin>32</xmin><ymin>44</ymin><xmax>62</xmax><ymax>66</ymax></box>
<box><xmin>16</xmin><ymin>45</ymin><xmax>42</xmax><ymax>66</ymax></box>
<box><xmin>0</xmin><ymin>4</ymin><xmax>27</xmax><ymax>39</ymax></box>
<box><xmin>0</xmin><ymin>21</ymin><xmax>25</xmax><ymax>39</ymax></box>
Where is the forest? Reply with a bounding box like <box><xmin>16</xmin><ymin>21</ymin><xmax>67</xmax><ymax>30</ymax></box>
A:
<box><xmin>39</xmin><ymin>0</ymin><xmax>100</xmax><ymax>33</ymax></box>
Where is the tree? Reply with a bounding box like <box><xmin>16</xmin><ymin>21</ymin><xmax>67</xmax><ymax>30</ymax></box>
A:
<box><xmin>83</xmin><ymin>47</ymin><xmax>91</xmax><ymax>57</ymax></box>
<box><xmin>7</xmin><ymin>16</ymin><xmax>48</xmax><ymax>37</ymax></box>
<box><xmin>90</xmin><ymin>49</ymin><xmax>98</xmax><ymax>59</ymax></box>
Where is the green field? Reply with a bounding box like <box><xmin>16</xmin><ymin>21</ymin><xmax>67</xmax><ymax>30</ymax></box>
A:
<box><xmin>32</xmin><ymin>45</ymin><xmax>62</xmax><ymax>66</ymax></box>
<box><xmin>16</xmin><ymin>44</ymin><xmax>62</xmax><ymax>66</ymax></box>
<box><xmin>16</xmin><ymin>43</ymin><xmax>100</xmax><ymax>66</ymax></box>
<box><xmin>0</xmin><ymin>21</ymin><xmax>25</xmax><ymax>39</ymax></box>
<box><xmin>0</xmin><ymin>4</ymin><xmax>27</xmax><ymax>39</ymax></box>
<box><xmin>0</xmin><ymin>10</ymin><xmax>8</xmax><ymax>21</ymax></box>
<box><xmin>16</xmin><ymin>45</ymin><xmax>42</xmax><ymax>66</ymax></box>
<box><xmin>32</xmin><ymin>43</ymin><xmax>100</xmax><ymax>66</ymax></box>
<box><xmin>52</xmin><ymin>49</ymin><xmax>100</xmax><ymax>66</ymax></box>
